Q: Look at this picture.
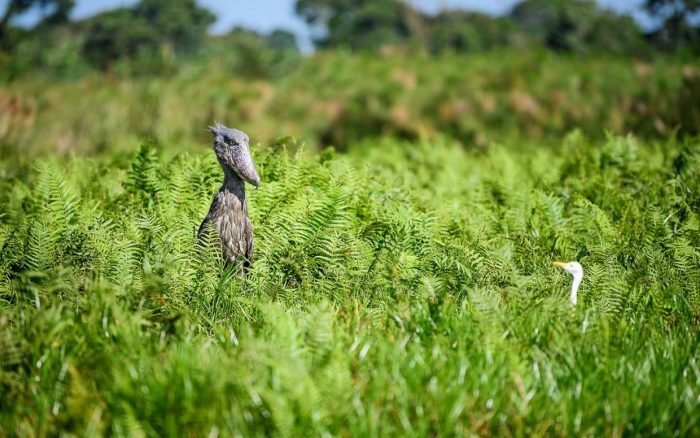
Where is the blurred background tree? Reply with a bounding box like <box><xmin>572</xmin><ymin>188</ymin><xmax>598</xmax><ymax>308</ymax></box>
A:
<box><xmin>0</xmin><ymin>0</ymin><xmax>73</xmax><ymax>50</ymax></box>
<box><xmin>426</xmin><ymin>10</ymin><xmax>518</xmax><ymax>54</ymax></box>
<box><xmin>0</xmin><ymin>0</ymin><xmax>80</xmax><ymax>77</ymax></box>
<box><xmin>209</xmin><ymin>26</ymin><xmax>301</xmax><ymax>77</ymax></box>
<box><xmin>295</xmin><ymin>0</ymin><xmax>427</xmax><ymax>50</ymax></box>
<box><xmin>645</xmin><ymin>0</ymin><xmax>700</xmax><ymax>52</ymax></box>
<box><xmin>511</xmin><ymin>0</ymin><xmax>647</xmax><ymax>54</ymax></box>
<box><xmin>135</xmin><ymin>0</ymin><xmax>215</xmax><ymax>53</ymax></box>
<box><xmin>35</xmin><ymin>0</ymin><xmax>72</xmax><ymax>26</ymax></box>
<box><xmin>82</xmin><ymin>9</ymin><xmax>158</xmax><ymax>72</ymax></box>
<box><xmin>294</xmin><ymin>0</ymin><xmax>655</xmax><ymax>55</ymax></box>
<box><xmin>82</xmin><ymin>0</ymin><xmax>215</xmax><ymax>73</ymax></box>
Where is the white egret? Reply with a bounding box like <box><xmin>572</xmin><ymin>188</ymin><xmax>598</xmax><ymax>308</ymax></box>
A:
<box><xmin>553</xmin><ymin>261</ymin><xmax>583</xmax><ymax>305</ymax></box>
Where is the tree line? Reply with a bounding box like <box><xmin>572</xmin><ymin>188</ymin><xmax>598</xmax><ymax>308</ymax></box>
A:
<box><xmin>0</xmin><ymin>0</ymin><xmax>698</xmax><ymax>78</ymax></box>
<box><xmin>297</xmin><ymin>0</ymin><xmax>699</xmax><ymax>54</ymax></box>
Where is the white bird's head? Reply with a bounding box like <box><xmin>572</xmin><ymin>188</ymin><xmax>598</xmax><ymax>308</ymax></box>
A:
<box><xmin>553</xmin><ymin>261</ymin><xmax>583</xmax><ymax>305</ymax></box>
<box><xmin>553</xmin><ymin>261</ymin><xmax>583</xmax><ymax>277</ymax></box>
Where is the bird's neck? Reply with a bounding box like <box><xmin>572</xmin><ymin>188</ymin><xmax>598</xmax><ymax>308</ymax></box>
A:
<box><xmin>221</xmin><ymin>171</ymin><xmax>247</xmax><ymax>209</ymax></box>
<box><xmin>570</xmin><ymin>274</ymin><xmax>583</xmax><ymax>305</ymax></box>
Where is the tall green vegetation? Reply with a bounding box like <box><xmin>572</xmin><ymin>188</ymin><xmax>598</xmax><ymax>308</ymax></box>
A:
<box><xmin>1</xmin><ymin>133</ymin><xmax>699</xmax><ymax>435</ymax></box>
<box><xmin>1</xmin><ymin>52</ymin><xmax>698</xmax><ymax>156</ymax></box>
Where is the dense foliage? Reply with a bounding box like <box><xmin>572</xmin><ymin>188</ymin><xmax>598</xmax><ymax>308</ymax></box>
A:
<box><xmin>1</xmin><ymin>132</ymin><xmax>699</xmax><ymax>435</ymax></box>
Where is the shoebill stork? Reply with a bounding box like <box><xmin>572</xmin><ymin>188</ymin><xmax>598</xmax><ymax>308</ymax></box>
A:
<box><xmin>198</xmin><ymin>123</ymin><xmax>260</xmax><ymax>269</ymax></box>
<box><xmin>553</xmin><ymin>261</ymin><xmax>583</xmax><ymax>305</ymax></box>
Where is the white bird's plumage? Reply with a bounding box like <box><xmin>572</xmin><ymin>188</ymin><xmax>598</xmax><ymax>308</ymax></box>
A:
<box><xmin>553</xmin><ymin>261</ymin><xmax>583</xmax><ymax>305</ymax></box>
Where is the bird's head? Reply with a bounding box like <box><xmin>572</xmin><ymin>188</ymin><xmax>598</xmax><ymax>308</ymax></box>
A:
<box><xmin>208</xmin><ymin>123</ymin><xmax>260</xmax><ymax>188</ymax></box>
<box><xmin>553</xmin><ymin>261</ymin><xmax>583</xmax><ymax>277</ymax></box>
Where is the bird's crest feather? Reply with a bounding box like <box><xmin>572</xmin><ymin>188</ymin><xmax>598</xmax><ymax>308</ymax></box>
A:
<box><xmin>208</xmin><ymin>122</ymin><xmax>226</xmax><ymax>136</ymax></box>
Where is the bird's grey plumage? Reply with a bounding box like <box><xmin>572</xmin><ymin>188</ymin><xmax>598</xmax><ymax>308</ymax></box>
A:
<box><xmin>198</xmin><ymin>123</ymin><xmax>260</xmax><ymax>269</ymax></box>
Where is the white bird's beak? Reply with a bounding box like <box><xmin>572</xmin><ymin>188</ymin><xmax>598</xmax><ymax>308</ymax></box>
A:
<box><xmin>553</xmin><ymin>261</ymin><xmax>567</xmax><ymax>269</ymax></box>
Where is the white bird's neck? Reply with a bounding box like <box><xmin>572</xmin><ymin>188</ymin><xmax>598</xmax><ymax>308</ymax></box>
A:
<box><xmin>570</xmin><ymin>273</ymin><xmax>583</xmax><ymax>305</ymax></box>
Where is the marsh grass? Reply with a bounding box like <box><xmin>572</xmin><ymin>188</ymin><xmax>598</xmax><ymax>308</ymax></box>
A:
<box><xmin>1</xmin><ymin>51</ymin><xmax>699</xmax><ymax>158</ymax></box>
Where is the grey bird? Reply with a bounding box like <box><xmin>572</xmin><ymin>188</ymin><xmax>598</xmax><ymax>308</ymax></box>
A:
<box><xmin>198</xmin><ymin>123</ymin><xmax>260</xmax><ymax>270</ymax></box>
